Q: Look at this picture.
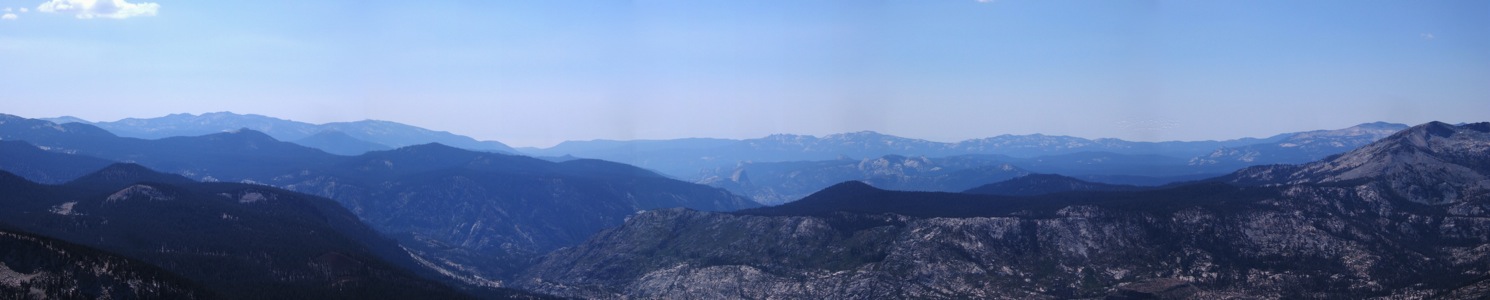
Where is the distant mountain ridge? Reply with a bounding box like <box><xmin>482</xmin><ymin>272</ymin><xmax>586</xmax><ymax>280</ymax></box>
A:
<box><xmin>1188</xmin><ymin>122</ymin><xmax>1409</xmax><ymax>169</ymax></box>
<box><xmin>693</xmin><ymin>148</ymin><xmax>1337</xmax><ymax>205</ymax></box>
<box><xmin>45</xmin><ymin>112</ymin><xmax>515</xmax><ymax>155</ymax></box>
<box><xmin>676</xmin><ymin>123</ymin><xmax>1406</xmax><ymax>205</ymax></box>
<box><xmin>699</xmin><ymin>155</ymin><xmax>1032</xmax><ymax>205</ymax></box>
<box><xmin>0</xmin><ymin>140</ymin><xmax>114</xmax><ymax>184</ymax></box>
<box><xmin>18</xmin><ymin>112</ymin><xmax>1409</xmax><ymax>206</ymax></box>
<box><xmin>0</xmin><ymin>123</ymin><xmax>342</xmax><ymax>183</ymax></box>
<box><xmin>38</xmin><ymin>112</ymin><xmax>1406</xmax><ymax>182</ymax></box>
<box><xmin>530</xmin><ymin>130</ymin><xmax>1279</xmax><ymax>161</ymax></box>
<box><xmin>295</xmin><ymin>130</ymin><xmax>394</xmax><ymax>155</ymax></box>
<box><xmin>525</xmin><ymin>122</ymin><xmax>1406</xmax><ymax>182</ymax></box>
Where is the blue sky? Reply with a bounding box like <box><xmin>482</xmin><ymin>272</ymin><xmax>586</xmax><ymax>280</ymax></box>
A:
<box><xmin>1</xmin><ymin>0</ymin><xmax>1486</xmax><ymax>147</ymax></box>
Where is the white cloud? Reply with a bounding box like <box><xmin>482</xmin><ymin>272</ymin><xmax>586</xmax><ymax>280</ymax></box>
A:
<box><xmin>2</xmin><ymin>13</ymin><xmax>16</xmax><ymax>20</ymax></box>
<box><xmin>37</xmin><ymin>0</ymin><xmax>159</xmax><ymax>19</ymax></box>
<box><xmin>1420</xmin><ymin>33</ymin><xmax>1435</xmax><ymax>40</ymax></box>
<box><xmin>19</xmin><ymin>8</ymin><xmax>28</xmax><ymax>13</ymax></box>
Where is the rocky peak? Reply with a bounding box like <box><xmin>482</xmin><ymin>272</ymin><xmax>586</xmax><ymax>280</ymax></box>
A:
<box><xmin>1230</xmin><ymin>121</ymin><xmax>1490</xmax><ymax>205</ymax></box>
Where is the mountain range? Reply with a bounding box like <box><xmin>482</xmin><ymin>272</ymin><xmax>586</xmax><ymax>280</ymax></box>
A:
<box><xmin>523</xmin><ymin>122</ymin><xmax>1406</xmax><ymax>183</ymax></box>
<box><xmin>1</xmin><ymin>113</ymin><xmax>759</xmax><ymax>289</ymax></box>
<box><xmin>523</xmin><ymin>121</ymin><xmax>1401</xmax><ymax>205</ymax></box>
<box><xmin>1189</xmin><ymin>121</ymin><xmax>1410</xmax><ymax>169</ymax></box>
<box><xmin>517</xmin><ymin>121</ymin><xmax>1490</xmax><ymax>299</ymax></box>
<box><xmin>691</xmin><ymin>145</ymin><xmax>1375</xmax><ymax>206</ymax></box>
<box><xmin>530</xmin><ymin>122</ymin><xmax>1400</xmax><ymax>173</ymax></box>
<box><xmin>32</xmin><ymin>113</ymin><xmax>1406</xmax><ymax>194</ymax></box>
<box><xmin>2</xmin><ymin>111</ymin><xmax>1478</xmax><ymax>299</ymax></box>
<box><xmin>698</xmin><ymin>155</ymin><xmax>1032</xmax><ymax>205</ymax></box>
<box><xmin>34</xmin><ymin>113</ymin><xmax>1406</xmax><ymax>177</ymax></box>
<box><xmin>43</xmin><ymin>112</ymin><xmax>515</xmax><ymax>155</ymax></box>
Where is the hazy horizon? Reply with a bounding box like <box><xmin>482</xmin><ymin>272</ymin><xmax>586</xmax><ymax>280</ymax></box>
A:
<box><xmin>3</xmin><ymin>1</ymin><xmax>1486</xmax><ymax>147</ymax></box>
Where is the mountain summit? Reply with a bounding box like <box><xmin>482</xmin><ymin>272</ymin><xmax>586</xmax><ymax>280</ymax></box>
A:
<box><xmin>1228</xmin><ymin>121</ymin><xmax>1490</xmax><ymax>204</ymax></box>
<box><xmin>65</xmin><ymin>163</ymin><xmax>195</xmax><ymax>188</ymax></box>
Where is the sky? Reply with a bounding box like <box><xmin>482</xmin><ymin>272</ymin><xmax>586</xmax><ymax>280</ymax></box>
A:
<box><xmin>1</xmin><ymin>0</ymin><xmax>1487</xmax><ymax>148</ymax></box>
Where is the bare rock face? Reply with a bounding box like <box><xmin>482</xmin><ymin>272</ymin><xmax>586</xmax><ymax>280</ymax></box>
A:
<box><xmin>518</xmin><ymin>122</ymin><xmax>1490</xmax><ymax>299</ymax></box>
